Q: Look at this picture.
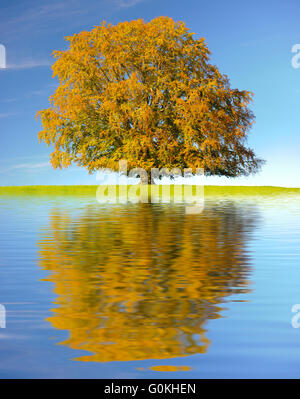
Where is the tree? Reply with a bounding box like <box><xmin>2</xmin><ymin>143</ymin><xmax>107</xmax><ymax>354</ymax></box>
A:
<box><xmin>37</xmin><ymin>17</ymin><xmax>264</xmax><ymax>184</ymax></box>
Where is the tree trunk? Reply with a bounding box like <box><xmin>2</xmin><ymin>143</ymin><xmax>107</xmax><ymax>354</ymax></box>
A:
<box><xmin>140</xmin><ymin>173</ymin><xmax>156</xmax><ymax>185</ymax></box>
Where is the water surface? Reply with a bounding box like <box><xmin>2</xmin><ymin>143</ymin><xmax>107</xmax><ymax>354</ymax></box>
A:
<box><xmin>0</xmin><ymin>193</ymin><xmax>300</xmax><ymax>378</ymax></box>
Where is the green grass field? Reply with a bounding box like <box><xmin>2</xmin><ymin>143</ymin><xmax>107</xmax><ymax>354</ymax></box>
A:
<box><xmin>0</xmin><ymin>185</ymin><xmax>299</xmax><ymax>198</ymax></box>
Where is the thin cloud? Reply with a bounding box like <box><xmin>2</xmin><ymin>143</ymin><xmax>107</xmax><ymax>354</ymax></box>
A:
<box><xmin>114</xmin><ymin>0</ymin><xmax>146</xmax><ymax>8</ymax></box>
<box><xmin>6</xmin><ymin>59</ymin><xmax>51</xmax><ymax>70</ymax></box>
<box><xmin>0</xmin><ymin>98</ymin><xmax>20</xmax><ymax>103</ymax></box>
<box><xmin>0</xmin><ymin>1</ymin><xmax>84</xmax><ymax>39</ymax></box>
<box><xmin>1</xmin><ymin>84</ymin><xmax>57</xmax><ymax>103</ymax></box>
<box><xmin>0</xmin><ymin>1</ymin><xmax>147</xmax><ymax>42</ymax></box>
<box><xmin>0</xmin><ymin>154</ymin><xmax>49</xmax><ymax>164</ymax></box>
<box><xmin>0</xmin><ymin>112</ymin><xmax>16</xmax><ymax>118</ymax></box>
<box><xmin>0</xmin><ymin>162</ymin><xmax>50</xmax><ymax>174</ymax></box>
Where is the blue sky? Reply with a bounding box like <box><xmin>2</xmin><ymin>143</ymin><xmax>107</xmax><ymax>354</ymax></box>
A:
<box><xmin>0</xmin><ymin>0</ymin><xmax>300</xmax><ymax>186</ymax></box>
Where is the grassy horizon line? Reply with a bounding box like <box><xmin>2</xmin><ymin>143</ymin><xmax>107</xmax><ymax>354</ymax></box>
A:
<box><xmin>0</xmin><ymin>185</ymin><xmax>299</xmax><ymax>197</ymax></box>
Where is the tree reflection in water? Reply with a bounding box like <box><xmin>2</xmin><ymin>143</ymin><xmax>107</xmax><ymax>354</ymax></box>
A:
<box><xmin>37</xmin><ymin>202</ymin><xmax>258</xmax><ymax>362</ymax></box>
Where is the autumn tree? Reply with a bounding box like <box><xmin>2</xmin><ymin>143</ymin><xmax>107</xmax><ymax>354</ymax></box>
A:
<box><xmin>37</xmin><ymin>17</ymin><xmax>264</xmax><ymax>184</ymax></box>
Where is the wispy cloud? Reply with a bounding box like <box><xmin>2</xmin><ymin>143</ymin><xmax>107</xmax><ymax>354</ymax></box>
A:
<box><xmin>0</xmin><ymin>162</ymin><xmax>50</xmax><ymax>174</ymax></box>
<box><xmin>0</xmin><ymin>1</ymin><xmax>85</xmax><ymax>39</ymax></box>
<box><xmin>1</xmin><ymin>84</ymin><xmax>57</xmax><ymax>104</ymax></box>
<box><xmin>6</xmin><ymin>59</ymin><xmax>51</xmax><ymax>70</ymax></box>
<box><xmin>0</xmin><ymin>0</ymin><xmax>147</xmax><ymax>43</ymax></box>
<box><xmin>0</xmin><ymin>154</ymin><xmax>49</xmax><ymax>164</ymax></box>
<box><xmin>0</xmin><ymin>112</ymin><xmax>16</xmax><ymax>119</ymax></box>
<box><xmin>113</xmin><ymin>0</ymin><xmax>146</xmax><ymax>8</ymax></box>
<box><xmin>0</xmin><ymin>98</ymin><xmax>20</xmax><ymax>104</ymax></box>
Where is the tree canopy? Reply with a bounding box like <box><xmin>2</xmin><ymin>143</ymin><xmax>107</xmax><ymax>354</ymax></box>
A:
<box><xmin>37</xmin><ymin>16</ymin><xmax>264</xmax><ymax>181</ymax></box>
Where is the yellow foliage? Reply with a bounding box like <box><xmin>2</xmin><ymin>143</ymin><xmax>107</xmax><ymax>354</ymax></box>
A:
<box><xmin>37</xmin><ymin>17</ymin><xmax>264</xmax><ymax>181</ymax></box>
